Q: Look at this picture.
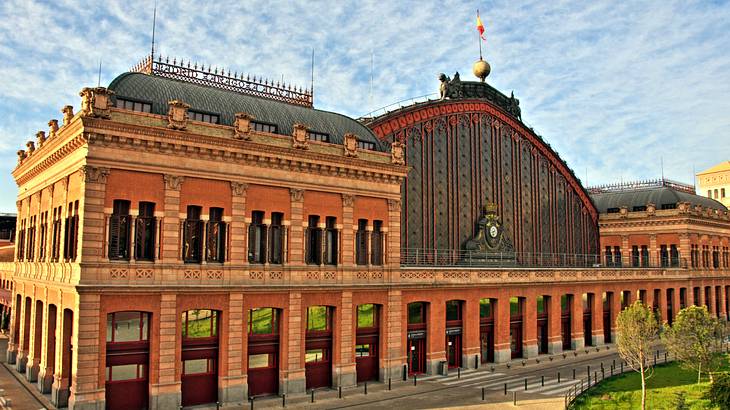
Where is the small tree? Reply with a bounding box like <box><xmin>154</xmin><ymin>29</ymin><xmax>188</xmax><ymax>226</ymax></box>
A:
<box><xmin>662</xmin><ymin>305</ymin><xmax>722</xmax><ymax>383</ymax></box>
<box><xmin>616</xmin><ymin>301</ymin><xmax>659</xmax><ymax>410</ymax></box>
<box><xmin>706</xmin><ymin>373</ymin><xmax>730</xmax><ymax>408</ymax></box>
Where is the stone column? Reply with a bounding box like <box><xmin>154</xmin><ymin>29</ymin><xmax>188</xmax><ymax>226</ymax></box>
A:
<box><xmin>78</xmin><ymin>166</ymin><xmax>110</xmax><ymax>263</ymax></box>
<box><xmin>284</xmin><ymin>292</ymin><xmax>304</xmax><ymax>394</ymax></box>
<box><xmin>335</xmin><ymin>291</ymin><xmax>356</xmax><ymax>387</ymax></box>
<box><xmin>68</xmin><ymin>293</ymin><xmax>103</xmax><ymax>410</ymax></box>
<box><xmin>162</xmin><ymin>175</ymin><xmax>184</xmax><ymax>264</ymax></box>
<box><xmin>16</xmin><ymin>295</ymin><xmax>29</xmax><ymax>372</ymax></box>
<box><xmin>38</xmin><ymin>299</ymin><xmax>56</xmax><ymax>394</ymax></box>
<box><xmin>151</xmin><ymin>293</ymin><xmax>180</xmax><ymax>409</ymax></box>
<box><xmin>591</xmin><ymin>292</ymin><xmax>604</xmax><ymax>346</ymax></box>
<box><xmin>51</xmin><ymin>305</ymin><xmax>73</xmax><ymax>408</ymax></box>
<box><xmin>6</xmin><ymin>292</ymin><xmax>21</xmax><ymax>364</ymax></box>
<box><xmin>289</xmin><ymin>190</ymin><xmax>304</xmax><ymax>265</ymax></box>
<box><xmin>229</xmin><ymin>183</ymin><xmax>248</xmax><ymax>265</ymax></box>
<box><xmin>718</xmin><ymin>286</ymin><xmax>726</xmax><ymax>319</ymax></box>
<box><xmin>571</xmin><ymin>293</ymin><xmax>585</xmax><ymax>350</ymax></box>
<box><xmin>523</xmin><ymin>293</ymin><xmax>538</xmax><ymax>358</ymax></box>
<box><xmin>494</xmin><ymin>295</ymin><xmax>511</xmax><ymax>363</ymax></box>
<box><xmin>26</xmin><ymin>298</ymin><xmax>42</xmax><ymax>382</ymax></box>
<box><xmin>341</xmin><ymin>195</ymin><xmax>355</xmax><ymax>266</ymax></box>
<box><xmin>222</xmin><ymin>292</ymin><xmax>245</xmax><ymax>402</ymax></box>
<box><xmin>679</xmin><ymin>233</ymin><xmax>691</xmax><ymax>268</ymax></box>
<box><xmin>386</xmin><ymin>200</ymin><xmax>401</xmax><ymax>269</ymax></box>
<box><xmin>548</xmin><ymin>294</ymin><xmax>562</xmax><ymax>354</ymax></box>
<box><xmin>660</xmin><ymin>288</ymin><xmax>670</xmax><ymax>324</ymax></box>
<box><xmin>384</xmin><ymin>290</ymin><xmax>404</xmax><ymax>380</ymax></box>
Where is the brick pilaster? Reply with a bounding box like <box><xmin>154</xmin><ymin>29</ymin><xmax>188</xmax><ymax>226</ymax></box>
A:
<box><xmin>230</xmin><ymin>183</ymin><xmax>247</xmax><ymax>264</ymax></box>
<box><xmin>336</xmin><ymin>291</ymin><xmax>356</xmax><ymax>387</ymax></box>
<box><xmin>289</xmin><ymin>190</ymin><xmax>304</xmax><ymax>265</ymax></box>
<box><xmin>69</xmin><ymin>293</ymin><xmax>102</xmax><ymax>408</ymax></box>
<box><xmin>342</xmin><ymin>195</ymin><xmax>354</xmax><ymax>266</ymax></box>
<box><xmin>78</xmin><ymin>166</ymin><xmax>110</xmax><ymax>263</ymax></box>
<box><xmin>162</xmin><ymin>175</ymin><xmax>184</xmax><ymax>263</ymax></box>
<box><xmin>385</xmin><ymin>290</ymin><xmax>403</xmax><ymax>378</ymax></box>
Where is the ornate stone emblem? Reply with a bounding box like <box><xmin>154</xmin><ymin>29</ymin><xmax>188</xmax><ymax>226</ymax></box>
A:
<box><xmin>387</xmin><ymin>199</ymin><xmax>401</xmax><ymax>212</ymax></box>
<box><xmin>290</xmin><ymin>188</ymin><xmax>304</xmax><ymax>202</ymax></box>
<box><xmin>438</xmin><ymin>72</ymin><xmax>463</xmax><ymax>100</ymax></box>
<box><xmin>79</xmin><ymin>87</ymin><xmax>114</xmax><ymax>119</ymax></box>
<box><xmin>391</xmin><ymin>140</ymin><xmax>405</xmax><ymax>165</ymax></box>
<box><xmin>292</xmin><ymin>123</ymin><xmax>309</xmax><ymax>149</ymax></box>
<box><xmin>163</xmin><ymin>174</ymin><xmax>185</xmax><ymax>190</ymax></box>
<box><xmin>342</xmin><ymin>194</ymin><xmax>355</xmax><ymax>207</ymax></box>
<box><xmin>48</xmin><ymin>119</ymin><xmax>59</xmax><ymax>139</ymax></box>
<box><xmin>465</xmin><ymin>202</ymin><xmax>514</xmax><ymax>254</ymax></box>
<box><xmin>343</xmin><ymin>133</ymin><xmax>358</xmax><ymax>157</ymax></box>
<box><xmin>230</xmin><ymin>181</ymin><xmax>248</xmax><ymax>196</ymax></box>
<box><xmin>167</xmin><ymin>100</ymin><xmax>191</xmax><ymax>130</ymax></box>
<box><xmin>62</xmin><ymin>105</ymin><xmax>74</xmax><ymax>126</ymax></box>
<box><xmin>233</xmin><ymin>112</ymin><xmax>254</xmax><ymax>140</ymax></box>
<box><xmin>80</xmin><ymin>165</ymin><xmax>110</xmax><ymax>183</ymax></box>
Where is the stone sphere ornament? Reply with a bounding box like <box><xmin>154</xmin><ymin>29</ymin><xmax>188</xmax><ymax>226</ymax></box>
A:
<box><xmin>473</xmin><ymin>59</ymin><xmax>491</xmax><ymax>82</ymax></box>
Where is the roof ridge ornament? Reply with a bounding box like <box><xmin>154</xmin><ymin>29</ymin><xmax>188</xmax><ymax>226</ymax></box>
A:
<box><xmin>130</xmin><ymin>55</ymin><xmax>313</xmax><ymax>108</ymax></box>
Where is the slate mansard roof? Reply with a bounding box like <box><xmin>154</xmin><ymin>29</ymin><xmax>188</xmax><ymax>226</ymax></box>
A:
<box><xmin>591</xmin><ymin>186</ymin><xmax>727</xmax><ymax>213</ymax></box>
<box><xmin>107</xmin><ymin>72</ymin><xmax>387</xmax><ymax>152</ymax></box>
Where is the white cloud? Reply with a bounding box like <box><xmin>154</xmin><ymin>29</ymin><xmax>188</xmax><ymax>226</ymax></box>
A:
<box><xmin>0</xmin><ymin>0</ymin><xmax>729</xmax><ymax>211</ymax></box>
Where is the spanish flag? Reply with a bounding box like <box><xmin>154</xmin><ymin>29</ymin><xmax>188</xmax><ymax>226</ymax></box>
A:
<box><xmin>476</xmin><ymin>10</ymin><xmax>486</xmax><ymax>41</ymax></box>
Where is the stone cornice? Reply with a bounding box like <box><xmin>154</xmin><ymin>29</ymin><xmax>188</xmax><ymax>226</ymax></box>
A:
<box><xmin>83</xmin><ymin>117</ymin><xmax>407</xmax><ymax>185</ymax></box>
<box><xmin>13</xmin><ymin>132</ymin><xmax>88</xmax><ymax>187</ymax></box>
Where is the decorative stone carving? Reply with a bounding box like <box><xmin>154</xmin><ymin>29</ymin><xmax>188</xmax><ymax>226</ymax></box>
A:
<box><xmin>167</xmin><ymin>100</ymin><xmax>191</xmax><ymax>130</ymax></box>
<box><xmin>507</xmin><ymin>91</ymin><xmax>522</xmax><ymax>120</ymax></box>
<box><xmin>343</xmin><ymin>133</ymin><xmax>358</xmax><ymax>157</ymax></box>
<box><xmin>290</xmin><ymin>188</ymin><xmax>304</xmax><ymax>202</ymax></box>
<box><xmin>36</xmin><ymin>131</ymin><xmax>46</xmax><ymax>148</ymax></box>
<box><xmin>231</xmin><ymin>181</ymin><xmax>248</xmax><ymax>196</ymax></box>
<box><xmin>465</xmin><ymin>202</ymin><xmax>514</xmax><ymax>255</ymax></box>
<box><xmin>48</xmin><ymin>119</ymin><xmax>59</xmax><ymax>139</ymax></box>
<box><xmin>233</xmin><ymin>112</ymin><xmax>255</xmax><ymax>140</ymax></box>
<box><xmin>387</xmin><ymin>199</ymin><xmax>401</xmax><ymax>212</ymax></box>
<box><xmin>164</xmin><ymin>174</ymin><xmax>185</xmax><ymax>190</ymax></box>
<box><xmin>79</xmin><ymin>87</ymin><xmax>114</xmax><ymax>119</ymax></box>
<box><xmin>438</xmin><ymin>72</ymin><xmax>463</xmax><ymax>100</ymax></box>
<box><xmin>646</xmin><ymin>202</ymin><xmax>656</xmax><ymax>215</ymax></box>
<box><xmin>80</xmin><ymin>165</ymin><xmax>110</xmax><ymax>183</ymax></box>
<box><xmin>292</xmin><ymin>123</ymin><xmax>309</xmax><ymax>149</ymax></box>
<box><xmin>16</xmin><ymin>150</ymin><xmax>26</xmax><ymax>164</ymax></box>
<box><xmin>619</xmin><ymin>206</ymin><xmax>628</xmax><ymax>217</ymax></box>
<box><xmin>62</xmin><ymin>105</ymin><xmax>74</xmax><ymax>126</ymax></box>
<box><xmin>342</xmin><ymin>194</ymin><xmax>355</xmax><ymax>207</ymax></box>
<box><xmin>391</xmin><ymin>140</ymin><xmax>405</xmax><ymax>165</ymax></box>
<box><xmin>26</xmin><ymin>141</ymin><xmax>35</xmax><ymax>154</ymax></box>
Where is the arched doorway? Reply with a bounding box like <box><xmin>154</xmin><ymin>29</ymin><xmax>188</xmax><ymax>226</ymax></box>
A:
<box><xmin>247</xmin><ymin>307</ymin><xmax>280</xmax><ymax>397</ymax></box>
<box><xmin>305</xmin><ymin>306</ymin><xmax>333</xmax><ymax>389</ymax></box>
<box><xmin>407</xmin><ymin>302</ymin><xmax>427</xmax><ymax>375</ymax></box>
<box><xmin>105</xmin><ymin>311</ymin><xmax>150</xmax><ymax>410</ymax></box>
<box><xmin>181</xmin><ymin>309</ymin><xmax>219</xmax><ymax>406</ymax></box>
<box><xmin>355</xmin><ymin>304</ymin><xmax>379</xmax><ymax>383</ymax></box>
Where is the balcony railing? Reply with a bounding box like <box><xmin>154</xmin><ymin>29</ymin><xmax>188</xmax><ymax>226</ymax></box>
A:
<box><xmin>400</xmin><ymin>248</ymin><xmax>692</xmax><ymax>269</ymax></box>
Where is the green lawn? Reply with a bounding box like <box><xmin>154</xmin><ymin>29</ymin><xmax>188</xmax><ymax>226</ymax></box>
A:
<box><xmin>573</xmin><ymin>355</ymin><xmax>730</xmax><ymax>409</ymax></box>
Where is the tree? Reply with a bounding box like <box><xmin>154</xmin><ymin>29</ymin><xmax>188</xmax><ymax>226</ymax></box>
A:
<box><xmin>616</xmin><ymin>301</ymin><xmax>660</xmax><ymax>410</ymax></box>
<box><xmin>662</xmin><ymin>305</ymin><xmax>722</xmax><ymax>383</ymax></box>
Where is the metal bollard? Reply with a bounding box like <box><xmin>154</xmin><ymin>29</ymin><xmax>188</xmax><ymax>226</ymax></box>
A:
<box><xmin>541</xmin><ymin>375</ymin><xmax>544</xmax><ymax>386</ymax></box>
<box><xmin>524</xmin><ymin>378</ymin><xmax>527</xmax><ymax>391</ymax></box>
<box><xmin>338</xmin><ymin>386</ymin><xmax>342</xmax><ymax>399</ymax></box>
<box><xmin>504</xmin><ymin>383</ymin><xmax>507</xmax><ymax>395</ymax></box>
<box><xmin>458</xmin><ymin>367</ymin><xmax>461</xmax><ymax>379</ymax></box>
<box><xmin>482</xmin><ymin>387</ymin><xmax>486</xmax><ymax>400</ymax></box>
<box><xmin>248</xmin><ymin>398</ymin><xmax>253</xmax><ymax>410</ymax></box>
<box><xmin>664</xmin><ymin>352</ymin><xmax>668</xmax><ymax>363</ymax></box>
<box><xmin>513</xmin><ymin>391</ymin><xmax>517</xmax><ymax>405</ymax></box>
<box><xmin>414</xmin><ymin>374</ymin><xmax>417</xmax><ymax>386</ymax></box>
<box><xmin>573</xmin><ymin>368</ymin><xmax>576</xmax><ymax>379</ymax></box>
<box><xmin>621</xmin><ymin>362</ymin><xmax>624</xmax><ymax>373</ymax></box>
<box><xmin>612</xmin><ymin>359</ymin><xmax>615</xmax><ymax>367</ymax></box>
<box><xmin>588</xmin><ymin>372</ymin><xmax>591</xmax><ymax>386</ymax></box>
<box><xmin>282</xmin><ymin>394</ymin><xmax>286</xmax><ymax>408</ymax></box>
<box><xmin>364</xmin><ymin>381</ymin><xmax>368</xmax><ymax>395</ymax></box>
<box><xmin>388</xmin><ymin>377</ymin><xmax>392</xmax><ymax>391</ymax></box>
<box><xmin>558</xmin><ymin>372</ymin><xmax>561</xmax><ymax>383</ymax></box>
<box><xmin>602</xmin><ymin>368</ymin><xmax>605</xmax><ymax>379</ymax></box>
<box><xmin>587</xmin><ymin>365</ymin><xmax>590</xmax><ymax>376</ymax></box>
<box><xmin>311</xmin><ymin>389</ymin><xmax>315</xmax><ymax>403</ymax></box>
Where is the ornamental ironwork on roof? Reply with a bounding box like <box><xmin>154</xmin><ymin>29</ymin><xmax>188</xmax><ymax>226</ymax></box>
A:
<box><xmin>587</xmin><ymin>178</ymin><xmax>695</xmax><ymax>194</ymax></box>
<box><xmin>131</xmin><ymin>55</ymin><xmax>313</xmax><ymax>108</ymax></box>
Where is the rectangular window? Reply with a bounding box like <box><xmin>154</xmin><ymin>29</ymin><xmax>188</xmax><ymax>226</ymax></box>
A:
<box><xmin>183</xmin><ymin>205</ymin><xmax>204</xmax><ymax>263</ymax></box>
<box><xmin>356</xmin><ymin>219</ymin><xmax>369</xmax><ymax>265</ymax></box>
<box><xmin>371</xmin><ymin>220</ymin><xmax>383</xmax><ymax>265</ymax></box>
<box><xmin>248</xmin><ymin>353</ymin><xmax>273</xmax><ymax>369</ymax></box>
<box><xmin>248</xmin><ymin>308</ymin><xmax>278</xmax><ymax>335</ymax></box>
<box><xmin>670</xmin><ymin>245</ymin><xmax>679</xmax><ymax>267</ymax></box>
<box><xmin>135</xmin><ymin>202</ymin><xmax>156</xmax><ymax>261</ymax></box>
<box><xmin>26</xmin><ymin>215</ymin><xmax>36</xmax><ymax>261</ymax></box>
<box><xmin>248</xmin><ymin>211</ymin><xmax>266</xmax><ymax>264</ymax></box>
<box><xmin>305</xmin><ymin>215</ymin><xmax>322</xmax><ymax>265</ymax></box>
<box><xmin>641</xmin><ymin>246</ymin><xmax>649</xmax><ymax>267</ymax></box>
<box><xmin>116</xmin><ymin>98</ymin><xmax>152</xmax><ymax>113</ymax></box>
<box><xmin>51</xmin><ymin>206</ymin><xmax>62</xmax><ymax>261</ymax></box>
<box><xmin>38</xmin><ymin>211</ymin><xmax>47</xmax><ymax>261</ymax></box>
<box><xmin>561</xmin><ymin>295</ymin><xmax>571</xmax><ymax>313</ymax></box>
<box><xmin>357</xmin><ymin>304</ymin><xmax>376</xmax><ymax>328</ymax></box>
<box><xmin>722</xmin><ymin>188</ymin><xmax>726</xmax><ymax>198</ymax></box>
<box><xmin>206</xmin><ymin>207</ymin><xmax>226</xmax><ymax>263</ymax></box>
<box><xmin>183</xmin><ymin>358</ymin><xmax>214</xmax><ymax>375</ymax></box>
<box><xmin>631</xmin><ymin>246</ymin><xmax>639</xmax><ymax>267</ymax></box>
<box><xmin>189</xmin><ymin>110</ymin><xmax>220</xmax><ymax>124</ymax></box>
<box><xmin>109</xmin><ymin>200</ymin><xmax>131</xmax><ymax>260</ymax></box>
<box><xmin>181</xmin><ymin>310</ymin><xmax>218</xmax><ymax>339</ymax></box>
<box><xmin>307</xmin><ymin>306</ymin><xmax>329</xmax><ymax>331</ymax></box>
<box><xmin>305</xmin><ymin>349</ymin><xmax>327</xmax><ymax>363</ymax></box>
<box><xmin>355</xmin><ymin>344</ymin><xmax>371</xmax><ymax>357</ymax></box>
<box><xmin>604</xmin><ymin>246</ymin><xmax>613</xmax><ymax>267</ymax></box>
<box><xmin>660</xmin><ymin>245</ymin><xmax>669</xmax><ymax>267</ymax></box>
<box><xmin>537</xmin><ymin>296</ymin><xmax>546</xmax><ymax>314</ymax></box>
<box><xmin>324</xmin><ymin>216</ymin><xmax>338</xmax><ymax>266</ymax></box>
<box><xmin>307</xmin><ymin>131</ymin><xmax>329</xmax><ymax>142</ymax></box>
<box><xmin>613</xmin><ymin>246</ymin><xmax>622</xmax><ymax>267</ymax></box>
<box><xmin>252</xmin><ymin>121</ymin><xmax>277</xmax><ymax>134</ymax></box>
<box><xmin>106</xmin><ymin>364</ymin><xmax>146</xmax><ymax>382</ymax></box>
<box><xmin>446</xmin><ymin>300</ymin><xmax>461</xmax><ymax>321</ymax></box>
<box><xmin>408</xmin><ymin>303</ymin><xmax>425</xmax><ymax>324</ymax></box>
<box><xmin>479</xmin><ymin>299</ymin><xmax>492</xmax><ymax>318</ymax></box>
<box><xmin>268</xmin><ymin>212</ymin><xmax>284</xmax><ymax>264</ymax></box>
<box><xmin>510</xmin><ymin>297</ymin><xmax>522</xmax><ymax>317</ymax></box>
<box><xmin>106</xmin><ymin>311</ymin><xmax>149</xmax><ymax>343</ymax></box>
<box><xmin>356</xmin><ymin>140</ymin><xmax>376</xmax><ymax>150</ymax></box>
<box><xmin>63</xmin><ymin>200</ymin><xmax>79</xmax><ymax>261</ymax></box>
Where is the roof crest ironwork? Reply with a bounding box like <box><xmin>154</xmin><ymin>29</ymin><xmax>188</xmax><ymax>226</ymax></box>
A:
<box><xmin>587</xmin><ymin>178</ymin><xmax>695</xmax><ymax>194</ymax></box>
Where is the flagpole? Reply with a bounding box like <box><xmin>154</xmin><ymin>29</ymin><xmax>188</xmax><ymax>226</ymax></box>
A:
<box><xmin>477</xmin><ymin>9</ymin><xmax>483</xmax><ymax>60</ymax></box>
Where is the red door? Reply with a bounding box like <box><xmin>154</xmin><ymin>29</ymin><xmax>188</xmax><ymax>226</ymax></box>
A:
<box><xmin>480</xmin><ymin>324</ymin><xmax>494</xmax><ymax>363</ymax></box>
<box><xmin>248</xmin><ymin>336</ymin><xmax>279</xmax><ymax>396</ymax></box>
<box><xmin>408</xmin><ymin>337</ymin><xmax>426</xmax><ymax>374</ymax></box>
<box><xmin>305</xmin><ymin>336</ymin><xmax>332</xmax><ymax>389</ymax></box>
<box><xmin>446</xmin><ymin>333</ymin><xmax>462</xmax><ymax>368</ymax></box>
<box><xmin>561</xmin><ymin>314</ymin><xmax>572</xmax><ymax>350</ymax></box>
<box><xmin>510</xmin><ymin>322</ymin><xmax>522</xmax><ymax>359</ymax></box>
<box><xmin>356</xmin><ymin>332</ymin><xmax>378</xmax><ymax>382</ymax></box>
<box><xmin>181</xmin><ymin>342</ymin><xmax>218</xmax><ymax>406</ymax></box>
<box><xmin>105</xmin><ymin>349</ymin><xmax>148</xmax><ymax>410</ymax></box>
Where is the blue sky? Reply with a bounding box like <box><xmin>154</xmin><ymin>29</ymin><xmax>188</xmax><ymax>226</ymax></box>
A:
<box><xmin>1</xmin><ymin>0</ymin><xmax>729</xmax><ymax>213</ymax></box>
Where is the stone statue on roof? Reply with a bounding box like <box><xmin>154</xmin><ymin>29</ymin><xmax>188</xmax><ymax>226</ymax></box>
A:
<box><xmin>439</xmin><ymin>72</ymin><xmax>464</xmax><ymax>100</ymax></box>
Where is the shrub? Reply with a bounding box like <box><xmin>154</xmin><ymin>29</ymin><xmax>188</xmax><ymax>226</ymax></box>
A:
<box><xmin>706</xmin><ymin>372</ymin><xmax>730</xmax><ymax>409</ymax></box>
